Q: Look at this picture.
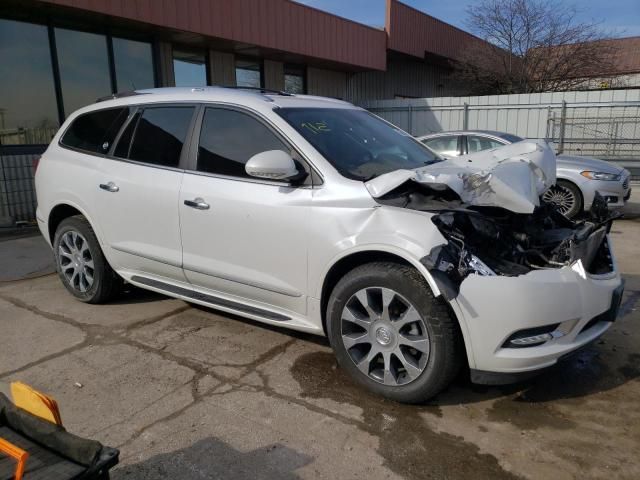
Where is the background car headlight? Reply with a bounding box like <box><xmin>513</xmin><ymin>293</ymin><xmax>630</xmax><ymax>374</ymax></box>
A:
<box><xmin>580</xmin><ymin>171</ymin><xmax>621</xmax><ymax>181</ymax></box>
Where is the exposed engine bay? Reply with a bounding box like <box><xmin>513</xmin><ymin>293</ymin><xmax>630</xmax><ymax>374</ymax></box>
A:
<box><xmin>377</xmin><ymin>182</ymin><xmax>620</xmax><ymax>299</ymax></box>
<box><xmin>367</xmin><ymin>139</ymin><xmax>621</xmax><ymax>299</ymax></box>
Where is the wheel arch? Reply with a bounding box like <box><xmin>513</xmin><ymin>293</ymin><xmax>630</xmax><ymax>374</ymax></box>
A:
<box><xmin>47</xmin><ymin>202</ymin><xmax>103</xmax><ymax>246</ymax></box>
<box><xmin>318</xmin><ymin>248</ymin><xmax>442</xmax><ymax>335</ymax></box>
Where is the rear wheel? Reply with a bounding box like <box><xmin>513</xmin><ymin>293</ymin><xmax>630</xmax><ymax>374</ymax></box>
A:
<box><xmin>326</xmin><ymin>262</ymin><xmax>462</xmax><ymax>403</ymax></box>
<box><xmin>542</xmin><ymin>180</ymin><xmax>583</xmax><ymax>218</ymax></box>
<box><xmin>53</xmin><ymin>216</ymin><xmax>122</xmax><ymax>303</ymax></box>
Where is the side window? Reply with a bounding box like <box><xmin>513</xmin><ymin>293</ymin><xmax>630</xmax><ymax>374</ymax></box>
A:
<box><xmin>467</xmin><ymin>135</ymin><xmax>505</xmax><ymax>153</ymax></box>
<box><xmin>197</xmin><ymin>108</ymin><xmax>288</xmax><ymax>179</ymax></box>
<box><xmin>422</xmin><ymin>136</ymin><xmax>459</xmax><ymax>156</ymax></box>
<box><xmin>61</xmin><ymin>107</ymin><xmax>129</xmax><ymax>154</ymax></box>
<box><xmin>126</xmin><ymin>107</ymin><xmax>195</xmax><ymax>167</ymax></box>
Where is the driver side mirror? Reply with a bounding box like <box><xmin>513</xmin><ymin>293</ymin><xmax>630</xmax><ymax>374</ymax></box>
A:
<box><xmin>245</xmin><ymin>150</ymin><xmax>302</xmax><ymax>182</ymax></box>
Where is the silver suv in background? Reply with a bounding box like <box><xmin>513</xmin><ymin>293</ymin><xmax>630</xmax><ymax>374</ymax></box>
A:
<box><xmin>418</xmin><ymin>130</ymin><xmax>631</xmax><ymax>218</ymax></box>
<box><xmin>35</xmin><ymin>88</ymin><xmax>624</xmax><ymax>403</ymax></box>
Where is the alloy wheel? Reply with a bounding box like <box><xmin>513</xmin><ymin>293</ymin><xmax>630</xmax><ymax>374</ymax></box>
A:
<box><xmin>341</xmin><ymin>287</ymin><xmax>430</xmax><ymax>386</ymax></box>
<box><xmin>58</xmin><ymin>230</ymin><xmax>95</xmax><ymax>293</ymax></box>
<box><xmin>542</xmin><ymin>185</ymin><xmax>576</xmax><ymax>215</ymax></box>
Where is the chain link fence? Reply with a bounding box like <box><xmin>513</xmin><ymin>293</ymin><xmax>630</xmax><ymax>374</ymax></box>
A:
<box><xmin>547</xmin><ymin>114</ymin><xmax>640</xmax><ymax>161</ymax></box>
<box><xmin>0</xmin><ymin>150</ymin><xmax>42</xmax><ymax>227</ymax></box>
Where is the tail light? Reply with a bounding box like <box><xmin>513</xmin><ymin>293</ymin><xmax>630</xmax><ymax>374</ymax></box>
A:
<box><xmin>32</xmin><ymin>155</ymin><xmax>41</xmax><ymax>174</ymax></box>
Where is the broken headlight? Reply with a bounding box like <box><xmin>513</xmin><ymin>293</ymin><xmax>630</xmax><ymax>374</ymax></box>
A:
<box><xmin>465</xmin><ymin>253</ymin><xmax>496</xmax><ymax>276</ymax></box>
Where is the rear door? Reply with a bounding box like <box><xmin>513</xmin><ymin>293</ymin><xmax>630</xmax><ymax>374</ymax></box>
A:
<box><xmin>92</xmin><ymin>104</ymin><xmax>196</xmax><ymax>281</ymax></box>
<box><xmin>179</xmin><ymin>105</ymin><xmax>312</xmax><ymax>317</ymax></box>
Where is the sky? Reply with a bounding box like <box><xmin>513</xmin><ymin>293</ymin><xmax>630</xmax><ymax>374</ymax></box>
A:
<box><xmin>296</xmin><ymin>0</ymin><xmax>640</xmax><ymax>37</ymax></box>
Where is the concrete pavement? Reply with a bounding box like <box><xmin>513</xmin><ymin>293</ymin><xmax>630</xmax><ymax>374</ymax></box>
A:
<box><xmin>0</xmin><ymin>204</ymin><xmax>639</xmax><ymax>479</ymax></box>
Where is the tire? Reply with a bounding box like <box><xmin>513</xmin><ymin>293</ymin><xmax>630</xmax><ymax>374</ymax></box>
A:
<box><xmin>326</xmin><ymin>262</ymin><xmax>463</xmax><ymax>403</ymax></box>
<box><xmin>53</xmin><ymin>215</ymin><xmax>122</xmax><ymax>303</ymax></box>
<box><xmin>543</xmin><ymin>180</ymin><xmax>583</xmax><ymax>218</ymax></box>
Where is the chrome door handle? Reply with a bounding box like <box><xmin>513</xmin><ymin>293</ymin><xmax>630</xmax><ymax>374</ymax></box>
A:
<box><xmin>99</xmin><ymin>182</ymin><xmax>119</xmax><ymax>192</ymax></box>
<box><xmin>184</xmin><ymin>198</ymin><xmax>210</xmax><ymax>210</ymax></box>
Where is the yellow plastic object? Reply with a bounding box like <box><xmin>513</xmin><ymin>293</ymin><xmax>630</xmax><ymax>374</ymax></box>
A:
<box><xmin>0</xmin><ymin>437</ymin><xmax>29</xmax><ymax>480</ymax></box>
<box><xmin>10</xmin><ymin>382</ymin><xmax>62</xmax><ymax>426</ymax></box>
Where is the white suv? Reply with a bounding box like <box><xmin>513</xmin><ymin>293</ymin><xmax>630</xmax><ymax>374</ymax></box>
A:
<box><xmin>35</xmin><ymin>87</ymin><xmax>624</xmax><ymax>403</ymax></box>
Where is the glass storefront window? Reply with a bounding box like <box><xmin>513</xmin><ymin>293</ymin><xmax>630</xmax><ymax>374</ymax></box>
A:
<box><xmin>55</xmin><ymin>28</ymin><xmax>112</xmax><ymax>116</ymax></box>
<box><xmin>173</xmin><ymin>48</ymin><xmax>207</xmax><ymax>87</ymax></box>
<box><xmin>284</xmin><ymin>64</ymin><xmax>306</xmax><ymax>94</ymax></box>
<box><xmin>0</xmin><ymin>19</ymin><xmax>59</xmax><ymax>145</ymax></box>
<box><xmin>113</xmin><ymin>37</ymin><xmax>155</xmax><ymax>91</ymax></box>
<box><xmin>235</xmin><ymin>59</ymin><xmax>263</xmax><ymax>88</ymax></box>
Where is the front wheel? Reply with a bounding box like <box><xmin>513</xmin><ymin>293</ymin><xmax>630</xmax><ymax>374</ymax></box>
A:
<box><xmin>542</xmin><ymin>180</ymin><xmax>583</xmax><ymax>218</ymax></box>
<box><xmin>53</xmin><ymin>215</ymin><xmax>122</xmax><ymax>303</ymax></box>
<box><xmin>326</xmin><ymin>262</ymin><xmax>463</xmax><ymax>403</ymax></box>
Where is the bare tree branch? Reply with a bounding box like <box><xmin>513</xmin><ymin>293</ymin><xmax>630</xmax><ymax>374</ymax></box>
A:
<box><xmin>449</xmin><ymin>0</ymin><xmax>617</xmax><ymax>94</ymax></box>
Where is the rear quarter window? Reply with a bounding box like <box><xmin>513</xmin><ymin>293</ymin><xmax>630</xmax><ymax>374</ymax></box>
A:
<box><xmin>60</xmin><ymin>107</ymin><xmax>129</xmax><ymax>154</ymax></box>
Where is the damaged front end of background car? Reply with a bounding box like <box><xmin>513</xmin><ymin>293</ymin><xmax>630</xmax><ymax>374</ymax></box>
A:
<box><xmin>367</xmin><ymin>140</ymin><xmax>621</xmax><ymax>300</ymax></box>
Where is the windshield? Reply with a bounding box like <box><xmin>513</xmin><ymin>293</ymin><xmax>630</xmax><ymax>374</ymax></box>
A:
<box><xmin>276</xmin><ymin>107</ymin><xmax>442</xmax><ymax>180</ymax></box>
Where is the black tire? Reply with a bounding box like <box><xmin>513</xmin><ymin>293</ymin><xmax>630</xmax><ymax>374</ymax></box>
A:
<box><xmin>326</xmin><ymin>262</ymin><xmax>463</xmax><ymax>403</ymax></box>
<box><xmin>546</xmin><ymin>180</ymin><xmax>583</xmax><ymax>219</ymax></box>
<box><xmin>53</xmin><ymin>215</ymin><xmax>122</xmax><ymax>303</ymax></box>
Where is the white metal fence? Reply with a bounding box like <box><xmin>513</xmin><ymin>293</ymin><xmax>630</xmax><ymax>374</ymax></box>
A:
<box><xmin>360</xmin><ymin>89</ymin><xmax>640</xmax><ymax>165</ymax></box>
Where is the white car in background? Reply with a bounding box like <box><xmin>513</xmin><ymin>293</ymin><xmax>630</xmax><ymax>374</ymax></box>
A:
<box><xmin>35</xmin><ymin>88</ymin><xmax>624</xmax><ymax>403</ymax></box>
<box><xmin>418</xmin><ymin>130</ymin><xmax>631</xmax><ymax>218</ymax></box>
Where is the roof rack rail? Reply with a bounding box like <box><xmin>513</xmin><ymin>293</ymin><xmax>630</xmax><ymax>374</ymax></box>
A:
<box><xmin>95</xmin><ymin>91</ymin><xmax>146</xmax><ymax>103</ymax></box>
<box><xmin>221</xmin><ymin>86</ymin><xmax>294</xmax><ymax>96</ymax></box>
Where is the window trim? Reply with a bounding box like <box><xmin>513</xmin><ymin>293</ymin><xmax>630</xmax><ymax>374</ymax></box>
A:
<box><xmin>185</xmin><ymin>103</ymin><xmax>321</xmax><ymax>188</ymax></box>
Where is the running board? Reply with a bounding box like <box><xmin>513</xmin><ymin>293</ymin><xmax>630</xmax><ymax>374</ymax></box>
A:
<box><xmin>130</xmin><ymin>275</ymin><xmax>291</xmax><ymax>322</ymax></box>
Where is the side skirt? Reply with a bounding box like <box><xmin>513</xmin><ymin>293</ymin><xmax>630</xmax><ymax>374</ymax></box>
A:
<box><xmin>130</xmin><ymin>275</ymin><xmax>291</xmax><ymax>322</ymax></box>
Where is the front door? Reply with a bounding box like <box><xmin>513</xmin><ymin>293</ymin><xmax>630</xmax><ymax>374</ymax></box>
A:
<box><xmin>93</xmin><ymin>105</ymin><xmax>196</xmax><ymax>281</ymax></box>
<box><xmin>179</xmin><ymin>106</ymin><xmax>311</xmax><ymax>317</ymax></box>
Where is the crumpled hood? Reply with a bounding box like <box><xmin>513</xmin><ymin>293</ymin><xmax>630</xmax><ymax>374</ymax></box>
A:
<box><xmin>365</xmin><ymin>139</ymin><xmax>556</xmax><ymax>214</ymax></box>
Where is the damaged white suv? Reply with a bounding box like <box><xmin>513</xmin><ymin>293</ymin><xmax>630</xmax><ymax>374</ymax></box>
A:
<box><xmin>35</xmin><ymin>88</ymin><xmax>624</xmax><ymax>403</ymax></box>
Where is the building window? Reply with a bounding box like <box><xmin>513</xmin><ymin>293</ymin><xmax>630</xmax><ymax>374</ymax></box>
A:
<box><xmin>284</xmin><ymin>64</ymin><xmax>306</xmax><ymax>94</ymax></box>
<box><xmin>55</xmin><ymin>28</ymin><xmax>112</xmax><ymax>117</ymax></box>
<box><xmin>0</xmin><ymin>19</ymin><xmax>59</xmax><ymax>145</ymax></box>
<box><xmin>235</xmin><ymin>58</ymin><xmax>263</xmax><ymax>88</ymax></box>
<box><xmin>173</xmin><ymin>48</ymin><xmax>207</xmax><ymax>87</ymax></box>
<box><xmin>0</xmin><ymin>18</ymin><xmax>158</xmax><ymax>146</ymax></box>
<box><xmin>113</xmin><ymin>38</ymin><xmax>155</xmax><ymax>91</ymax></box>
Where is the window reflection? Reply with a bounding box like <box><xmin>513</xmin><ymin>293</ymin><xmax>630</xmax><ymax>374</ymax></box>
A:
<box><xmin>0</xmin><ymin>19</ymin><xmax>59</xmax><ymax>145</ymax></box>
<box><xmin>173</xmin><ymin>49</ymin><xmax>207</xmax><ymax>87</ymax></box>
<box><xmin>284</xmin><ymin>64</ymin><xmax>306</xmax><ymax>94</ymax></box>
<box><xmin>113</xmin><ymin>38</ymin><xmax>155</xmax><ymax>91</ymax></box>
<box><xmin>55</xmin><ymin>28</ymin><xmax>112</xmax><ymax>116</ymax></box>
<box><xmin>235</xmin><ymin>59</ymin><xmax>263</xmax><ymax>88</ymax></box>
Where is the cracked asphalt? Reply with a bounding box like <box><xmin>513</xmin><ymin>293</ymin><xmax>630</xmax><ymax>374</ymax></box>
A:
<box><xmin>1</xmin><ymin>213</ymin><xmax>639</xmax><ymax>479</ymax></box>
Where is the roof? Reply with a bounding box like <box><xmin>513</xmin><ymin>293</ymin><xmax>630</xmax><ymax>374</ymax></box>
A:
<box><xmin>38</xmin><ymin>0</ymin><xmax>387</xmax><ymax>71</ymax></box>
<box><xmin>595</xmin><ymin>36</ymin><xmax>640</xmax><ymax>76</ymax></box>
<box><xmin>385</xmin><ymin>0</ymin><xmax>494</xmax><ymax>63</ymax></box>
<box><xmin>76</xmin><ymin>87</ymin><xmax>357</xmax><ymax>117</ymax></box>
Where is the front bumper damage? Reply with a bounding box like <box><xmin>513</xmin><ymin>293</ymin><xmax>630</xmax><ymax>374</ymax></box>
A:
<box><xmin>423</xmin><ymin>198</ymin><xmax>623</xmax><ymax>381</ymax></box>
<box><xmin>370</xmin><ymin>140</ymin><xmax>625</xmax><ymax>382</ymax></box>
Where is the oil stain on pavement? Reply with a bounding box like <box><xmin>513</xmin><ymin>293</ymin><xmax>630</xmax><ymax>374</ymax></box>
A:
<box><xmin>291</xmin><ymin>351</ymin><xmax>521</xmax><ymax>480</ymax></box>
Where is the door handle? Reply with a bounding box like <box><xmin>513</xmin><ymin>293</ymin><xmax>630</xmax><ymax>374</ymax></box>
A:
<box><xmin>184</xmin><ymin>198</ymin><xmax>210</xmax><ymax>210</ymax></box>
<box><xmin>99</xmin><ymin>182</ymin><xmax>119</xmax><ymax>193</ymax></box>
